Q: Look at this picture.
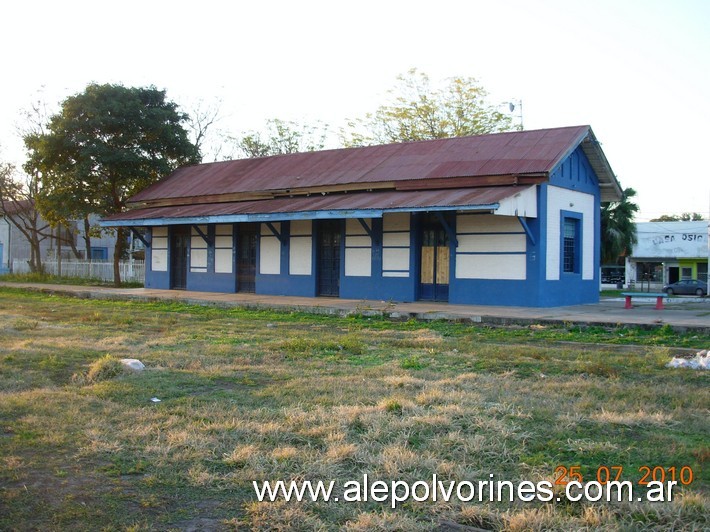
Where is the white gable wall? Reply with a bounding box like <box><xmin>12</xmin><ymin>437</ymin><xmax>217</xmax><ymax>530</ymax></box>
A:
<box><xmin>545</xmin><ymin>186</ymin><xmax>595</xmax><ymax>281</ymax></box>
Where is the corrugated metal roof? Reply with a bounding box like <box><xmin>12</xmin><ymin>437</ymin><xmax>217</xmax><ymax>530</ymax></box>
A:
<box><xmin>106</xmin><ymin>187</ymin><xmax>521</xmax><ymax>226</ymax></box>
<box><xmin>130</xmin><ymin>126</ymin><xmax>595</xmax><ymax>204</ymax></box>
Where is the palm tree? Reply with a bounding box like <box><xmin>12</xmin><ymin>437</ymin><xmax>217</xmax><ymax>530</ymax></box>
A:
<box><xmin>601</xmin><ymin>187</ymin><xmax>639</xmax><ymax>265</ymax></box>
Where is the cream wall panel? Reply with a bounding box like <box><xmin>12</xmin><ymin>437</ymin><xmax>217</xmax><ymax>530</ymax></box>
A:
<box><xmin>383</xmin><ymin>271</ymin><xmax>409</xmax><ymax>278</ymax></box>
<box><xmin>346</xmin><ymin>235</ymin><xmax>371</xmax><ymax>248</ymax></box>
<box><xmin>151</xmin><ymin>249</ymin><xmax>168</xmax><ymax>271</ymax></box>
<box><xmin>215</xmin><ymin>249</ymin><xmax>233</xmax><ymax>273</ymax></box>
<box><xmin>346</xmin><ymin>218</ymin><xmax>370</xmax><ymax>235</ymax></box>
<box><xmin>290</xmin><ymin>220</ymin><xmax>311</xmax><ymax>236</ymax></box>
<box><xmin>383</xmin><ymin>232</ymin><xmax>410</xmax><ymax>247</ymax></box>
<box><xmin>215</xmin><ymin>224</ymin><xmax>233</xmax><ymax>236</ymax></box>
<box><xmin>261</xmin><ymin>222</ymin><xmax>280</xmax><ymax>236</ymax></box>
<box><xmin>457</xmin><ymin>234</ymin><xmax>526</xmax><ymax>253</ymax></box>
<box><xmin>289</xmin><ymin>237</ymin><xmax>312</xmax><ymax>275</ymax></box>
<box><xmin>191</xmin><ymin>249</ymin><xmax>207</xmax><ymax>269</ymax></box>
<box><xmin>383</xmin><ymin>213</ymin><xmax>410</xmax><ymax>231</ymax></box>
<box><xmin>260</xmin><ymin>237</ymin><xmax>281</xmax><ymax>274</ymax></box>
<box><xmin>152</xmin><ymin>237</ymin><xmax>168</xmax><ymax>249</ymax></box>
<box><xmin>457</xmin><ymin>214</ymin><xmax>522</xmax><ymax>234</ymax></box>
<box><xmin>456</xmin><ymin>254</ymin><xmax>526</xmax><ymax>280</ymax></box>
<box><xmin>152</xmin><ymin>227</ymin><xmax>168</xmax><ymax>237</ymax></box>
<box><xmin>215</xmin><ymin>236</ymin><xmax>233</xmax><ymax>248</ymax></box>
<box><xmin>191</xmin><ymin>236</ymin><xmax>207</xmax><ymax>249</ymax></box>
<box><xmin>345</xmin><ymin>248</ymin><xmax>372</xmax><ymax>276</ymax></box>
<box><xmin>383</xmin><ymin>248</ymin><xmax>410</xmax><ymax>271</ymax></box>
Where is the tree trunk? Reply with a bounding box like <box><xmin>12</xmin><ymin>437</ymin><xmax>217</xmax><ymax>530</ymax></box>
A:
<box><xmin>113</xmin><ymin>227</ymin><xmax>124</xmax><ymax>286</ymax></box>
<box><xmin>64</xmin><ymin>224</ymin><xmax>82</xmax><ymax>259</ymax></box>
<box><xmin>29</xmin><ymin>234</ymin><xmax>43</xmax><ymax>273</ymax></box>
<box><xmin>83</xmin><ymin>216</ymin><xmax>92</xmax><ymax>262</ymax></box>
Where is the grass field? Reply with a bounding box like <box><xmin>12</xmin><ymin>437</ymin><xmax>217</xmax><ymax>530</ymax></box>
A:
<box><xmin>0</xmin><ymin>287</ymin><xmax>707</xmax><ymax>531</ymax></box>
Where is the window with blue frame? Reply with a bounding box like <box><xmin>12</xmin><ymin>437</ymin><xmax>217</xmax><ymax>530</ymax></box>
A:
<box><xmin>91</xmin><ymin>247</ymin><xmax>108</xmax><ymax>260</ymax></box>
<box><xmin>563</xmin><ymin>218</ymin><xmax>579</xmax><ymax>273</ymax></box>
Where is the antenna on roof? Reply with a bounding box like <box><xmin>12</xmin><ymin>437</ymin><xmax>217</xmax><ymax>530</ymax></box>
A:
<box><xmin>503</xmin><ymin>99</ymin><xmax>524</xmax><ymax>131</ymax></box>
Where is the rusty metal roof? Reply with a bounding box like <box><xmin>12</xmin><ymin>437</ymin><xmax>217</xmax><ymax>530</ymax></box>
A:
<box><xmin>106</xmin><ymin>186</ymin><xmax>522</xmax><ymax>226</ymax></box>
<box><xmin>130</xmin><ymin>125</ymin><xmax>610</xmax><ymax>204</ymax></box>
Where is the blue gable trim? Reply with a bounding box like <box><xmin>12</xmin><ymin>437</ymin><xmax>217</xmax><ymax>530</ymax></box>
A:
<box><xmin>549</xmin><ymin>146</ymin><xmax>599</xmax><ymax>195</ymax></box>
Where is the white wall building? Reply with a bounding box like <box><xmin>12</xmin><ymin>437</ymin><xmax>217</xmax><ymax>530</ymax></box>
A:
<box><xmin>626</xmin><ymin>221</ymin><xmax>709</xmax><ymax>289</ymax></box>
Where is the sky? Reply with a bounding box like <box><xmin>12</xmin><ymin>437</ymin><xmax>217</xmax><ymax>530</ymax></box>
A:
<box><xmin>1</xmin><ymin>0</ymin><xmax>709</xmax><ymax>221</ymax></box>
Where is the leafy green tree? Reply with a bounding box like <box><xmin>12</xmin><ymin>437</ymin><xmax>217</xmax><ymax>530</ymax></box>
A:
<box><xmin>231</xmin><ymin>119</ymin><xmax>328</xmax><ymax>158</ymax></box>
<box><xmin>650</xmin><ymin>213</ymin><xmax>705</xmax><ymax>222</ymax></box>
<box><xmin>342</xmin><ymin>69</ymin><xmax>515</xmax><ymax>146</ymax></box>
<box><xmin>25</xmin><ymin>84</ymin><xmax>199</xmax><ymax>285</ymax></box>
<box><xmin>601</xmin><ymin>187</ymin><xmax>639</xmax><ymax>265</ymax></box>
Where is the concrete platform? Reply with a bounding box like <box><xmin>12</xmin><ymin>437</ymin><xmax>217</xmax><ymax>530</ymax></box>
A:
<box><xmin>1</xmin><ymin>282</ymin><xmax>709</xmax><ymax>332</ymax></box>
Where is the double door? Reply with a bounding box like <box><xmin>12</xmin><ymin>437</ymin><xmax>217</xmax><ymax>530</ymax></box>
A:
<box><xmin>419</xmin><ymin>220</ymin><xmax>450</xmax><ymax>301</ymax></box>
<box><xmin>317</xmin><ymin>220</ymin><xmax>341</xmax><ymax>297</ymax></box>
<box><xmin>237</xmin><ymin>224</ymin><xmax>258</xmax><ymax>293</ymax></box>
<box><xmin>170</xmin><ymin>226</ymin><xmax>189</xmax><ymax>290</ymax></box>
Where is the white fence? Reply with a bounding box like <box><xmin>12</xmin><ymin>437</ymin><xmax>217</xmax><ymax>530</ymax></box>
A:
<box><xmin>11</xmin><ymin>259</ymin><xmax>145</xmax><ymax>283</ymax></box>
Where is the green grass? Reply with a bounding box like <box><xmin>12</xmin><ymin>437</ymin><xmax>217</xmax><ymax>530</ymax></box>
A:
<box><xmin>0</xmin><ymin>287</ymin><xmax>707</xmax><ymax>530</ymax></box>
<box><xmin>0</xmin><ymin>272</ymin><xmax>143</xmax><ymax>288</ymax></box>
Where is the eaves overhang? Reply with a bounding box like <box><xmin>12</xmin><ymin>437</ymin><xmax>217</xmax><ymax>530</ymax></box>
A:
<box><xmin>101</xmin><ymin>186</ymin><xmax>533</xmax><ymax>228</ymax></box>
<box><xmin>100</xmin><ymin>203</ymin><xmax>502</xmax><ymax>228</ymax></box>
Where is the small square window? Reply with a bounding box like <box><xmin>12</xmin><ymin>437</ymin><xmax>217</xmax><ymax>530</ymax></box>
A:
<box><xmin>91</xmin><ymin>247</ymin><xmax>108</xmax><ymax>260</ymax></box>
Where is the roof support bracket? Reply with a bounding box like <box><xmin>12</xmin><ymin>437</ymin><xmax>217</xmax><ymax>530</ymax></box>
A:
<box><xmin>357</xmin><ymin>218</ymin><xmax>373</xmax><ymax>239</ymax></box>
<box><xmin>130</xmin><ymin>228</ymin><xmax>150</xmax><ymax>247</ymax></box>
<box><xmin>517</xmin><ymin>216</ymin><xmax>536</xmax><ymax>246</ymax></box>
<box><xmin>192</xmin><ymin>224</ymin><xmax>213</xmax><ymax>247</ymax></box>
<box><xmin>265</xmin><ymin>222</ymin><xmax>287</xmax><ymax>245</ymax></box>
<box><xmin>435</xmin><ymin>212</ymin><xmax>458</xmax><ymax>248</ymax></box>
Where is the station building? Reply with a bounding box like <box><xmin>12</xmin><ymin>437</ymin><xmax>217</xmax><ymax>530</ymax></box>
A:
<box><xmin>102</xmin><ymin>126</ymin><xmax>622</xmax><ymax>307</ymax></box>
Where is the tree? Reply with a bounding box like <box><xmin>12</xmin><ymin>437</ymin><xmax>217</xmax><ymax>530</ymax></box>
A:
<box><xmin>16</xmin><ymin>96</ymin><xmax>93</xmax><ymax>262</ymax></box>
<box><xmin>183</xmin><ymin>97</ymin><xmax>227</xmax><ymax>162</ymax></box>
<box><xmin>342</xmin><ymin>69</ymin><xmax>516</xmax><ymax>146</ymax></box>
<box><xmin>601</xmin><ymin>187</ymin><xmax>639</xmax><ymax>265</ymax></box>
<box><xmin>231</xmin><ymin>119</ymin><xmax>328</xmax><ymax>158</ymax></box>
<box><xmin>0</xmin><ymin>161</ymin><xmax>78</xmax><ymax>272</ymax></box>
<box><xmin>650</xmin><ymin>213</ymin><xmax>705</xmax><ymax>222</ymax></box>
<box><xmin>25</xmin><ymin>84</ymin><xmax>199</xmax><ymax>285</ymax></box>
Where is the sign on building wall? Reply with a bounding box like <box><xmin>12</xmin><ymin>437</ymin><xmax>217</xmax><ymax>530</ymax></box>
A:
<box><xmin>633</xmin><ymin>222</ymin><xmax>707</xmax><ymax>258</ymax></box>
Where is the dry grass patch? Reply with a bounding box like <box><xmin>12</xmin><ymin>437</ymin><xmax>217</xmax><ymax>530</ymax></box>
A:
<box><xmin>0</xmin><ymin>289</ymin><xmax>708</xmax><ymax>530</ymax></box>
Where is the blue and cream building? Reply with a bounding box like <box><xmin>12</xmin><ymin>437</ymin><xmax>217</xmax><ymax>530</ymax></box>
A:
<box><xmin>103</xmin><ymin>126</ymin><xmax>622</xmax><ymax>307</ymax></box>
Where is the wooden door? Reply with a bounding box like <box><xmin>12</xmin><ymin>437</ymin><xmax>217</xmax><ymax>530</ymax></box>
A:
<box><xmin>170</xmin><ymin>226</ymin><xmax>189</xmax><ymax>290</ymax></box>
<box><xmin>419</xmin><ymin>220</ymin><xmax>449</xmax><ymax>301</ymax></box>
<box><xmin>237</xmin><ymin>224</ymin><xmax>258</xmax><ymax>293</ymax></box>
<box><xmin>317</xmin><ymin>220</ymin><xmax>341</xmax><ymax>297</ymax></box>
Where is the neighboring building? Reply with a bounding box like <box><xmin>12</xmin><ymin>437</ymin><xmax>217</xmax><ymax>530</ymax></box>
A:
<box><xmin>102</xmin><ymin>126</ymin><xmax>622</xmax><ymax>307</ymax></box>
<box><xmin>626</xmin><ymin>220</ymin><xmax>709</xmax><ymax>289</ymax></box>
<box><xmin>0</xmin><ymin>216</ymin><xmax>9</xmax><ymax>273</ymax></box>
<box><xmin>0</xmin><ymin>201</ymin><xmax>122</xmax><ymax>269</ymax></box>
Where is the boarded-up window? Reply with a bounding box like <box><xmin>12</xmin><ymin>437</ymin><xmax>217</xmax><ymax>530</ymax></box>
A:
<box><xmin>151</xmin><ymin>227</ymin><xmax>168</xmax><ymax>272</ymax></box>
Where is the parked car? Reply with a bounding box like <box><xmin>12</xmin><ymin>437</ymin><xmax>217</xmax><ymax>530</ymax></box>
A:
<box><xmin>662</xmin><ymin>279</ymin><xmax>707</xmax><ymax>296</ymax></box>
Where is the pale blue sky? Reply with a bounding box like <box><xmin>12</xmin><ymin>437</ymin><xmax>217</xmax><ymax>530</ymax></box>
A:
<box><xmin>1</xmin><ymin>0</ymin><xmax>708</xmax><ymax>220</ymax></box>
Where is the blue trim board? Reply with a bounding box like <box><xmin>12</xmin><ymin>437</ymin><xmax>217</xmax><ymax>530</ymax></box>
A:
<box><xmin>99</xmin><ymin>204</ymin><xmax>500</xmax><ymax>228</ymax></box>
